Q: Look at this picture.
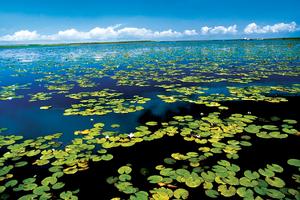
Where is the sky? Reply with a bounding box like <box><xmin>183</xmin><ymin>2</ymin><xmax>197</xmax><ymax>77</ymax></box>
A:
<box><xmin>0</xmin><ymin>0</ymin><xmax>300</xmax><ymax>43</ymax></box>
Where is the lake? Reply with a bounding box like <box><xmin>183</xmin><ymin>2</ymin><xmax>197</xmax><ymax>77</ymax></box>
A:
<box><xmin>0</xmin><ymin>39</ymin><xmax>300</xmax><ymax>199</ymax></box>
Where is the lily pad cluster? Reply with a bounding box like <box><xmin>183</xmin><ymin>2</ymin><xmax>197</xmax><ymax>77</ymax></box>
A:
<box><xmin>108</xmin><ymin>160</ymin><xmax>299</xmax><ymax>199</ymax></box>
<box><xmin>64</xmin><ymin>89</ymin><xmax>150</xmax><ymax>116</ymax></box>
<box><xmin>0</xmin><ymin>84</ymin><xmax>30</xmax><ymax>101</ymax></box>
<box><xmin>29</xmin><ymin>92</ymin><xmax>53</xmax><ymax>102</ymax></box>
<box><xmin>1</xmin><ymin>107</ymin><xmax>299</xmax><ymax>199</ymax></box>
<box><xmin>0</xmin><ymin>40</ymin><xmax>300</xmax><ymax>199</ymax></box>
<box><xmin>157</xmin><ymin>85</ymin><xmax>300</xmax><ymax>110</ymax></box>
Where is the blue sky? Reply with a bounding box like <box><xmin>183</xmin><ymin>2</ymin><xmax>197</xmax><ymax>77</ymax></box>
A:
<box><xmin>0</xmin><ymin>0</ymin><xmax>299</xmax><ymax>43</ymax></box>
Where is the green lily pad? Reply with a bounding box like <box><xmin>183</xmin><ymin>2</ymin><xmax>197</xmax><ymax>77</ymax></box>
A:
<box><xmin>23</xmin><ymin>183</ymin><xmax>38</xmax><ymax>191</ymax></box>
<box><xmin>205</xmin><ymin>189</ymin><xmax>219</xmax><ymax>198</ymax></box>
<box><xmin>237</xmin><ymin>187</ymin><xmax>254</xmax><ymax>198</ymax></box>
<box><xmin>176</xmin><ymin>169</ymin><xmax>190</xmax><ymax>177</ymax></box>
<box><xmin>254</xmin><ymin>186</ymin><xmax>268</xmax><ymax>196</ymax></box>
<box><xmin>106</xmin><ymin>176</ymin><xmax>118</xmax><ymax>184</ymax></box>
<box><xmin>41</xmin><ymin>176</ymin><xmax>57</xmax><ymax>186</ymax></box>
<box><xmin>203</xmin><ymin>181</ymin><xmax>213</xmax><ymax>190</ymax></box>
<box><xmin>244</xmin><ymin>170</ymin><xmax>260</xmax><ymax>180</ymax></box>
<box><xmin>240</xmin><ymin>177</ymin><xmax>258</xmax><ymax>187</ymax></box>
<box><xmin>0</xmin><ymin>166</ymin><xmax>13</xmax><ymax>176</ymax></box>
<box><xmin>118</xmin><ymin>166</ymin><xmax>132</xmax><ymax>174</ymax></box>
<box><xmin>201</xmin><ymin>171</ymin><xmax>216</xmax><ymax>182</ymax></box>
<box><xmin>5</xmin><ymin>179</ymin><xmax>18</xmax><ymax>188</ymax></box>
<box><xmin>23</xmin><ymin>178</ymin><xmax>36</xmax><ymax>184</ymax></box>
<box><xmin>0</xmin><ymin>186</ymin><xmax>6</xmax><ymax>193</ymax></box>
<box><xmin>174</xmin><ymin>188</ymin><xmax>189</xmax><ymax>199</ymax></box>
<box><xmin>218</xmin><ymin>185</ymin><xmax>236</xmax><ymax>197</ymax></box>
<box><xmin>147</xmin><ymin>175</ymin><xmax>163</xmax><ymax>183</ymax></box>
<box><xmin>282</xmin><ymin>128</ymin><xmax>298</xmax><ymax>134</ymax></box>
<box><xmin>52</xmin><ymin>182</ymin><xmax>65</xmax><ymax>190</ymax></box>
<box><xmin>283</xmin><ymin>119</ymin><xmax>297</xmax><ymax>124</ymax></box>
<box><xmin>111</xmin><ymin>124</ymin><xmax>120</xmax><ymax>128</ymax></box>
<box><xmin>60</xmin><ymin>191</ymin><xmax>78</xmax><ymax>200</ymax></box>
<box><xmin>63</xmin><ymin>167</ymin><xmax>78</xmax><ymax>175</ymax></box>
<box><xmin>164</xmin><ymin>158</ymin><xmax>176</xmax><ymax>165</ymax></box>
<box><xmin>185</xmin><ymin>176</ymin><xmax>202</xmax><ymax>188</ymax></box>
<box><xmin>266</xmin><ymin>164</ymin><xmax>284</xmax><ymax>173</ymax></box>
<box><xmin>33</xmin><ymin>185</ymin><xmax>50</xmax><ymax>195</ymax></box>
<box><xmin>15</xmin><ymin>161</ymin><xmax>28</xmax><ymax>167</ymax></box>
<box><xmin>119</xmin><ymin>174</ymin><xmax>132</xmax><ymax>182</ymax></box>
<box><xmin>287</xmin><ymin>159</ymin><xmax>300</xmax><ymax>167</ymax></box>
<box><xmin>40</xmin><ymin>106</ymin><xmax>52</xmax><ymax>110</ymax></box>
<box><xmin>244</xmin><ymin>125</ymin><xmax>261</xmax><ymax>134</ymax></box>
<box><xmin>262</xmin><ymin>125</ymin><xmax>278</xmax><ymax>130</ymax></box>
<box><xmin>145</xmin><ymin>121</ymin><xmax>158</xmax><ymax>126</ymax></box>
<box><xmin>101</xmin><ymin>154</ymin><xmax>114</xmax><ymax>161</ymax></box>
<box><xmin>258</xmin><ymin>168</ymin><xmax>275</xmax><ymax>177</ymax></box>
<box><xmin>130</xmin><ymin>191</ymin><xmax>149</xmax><ymax>200</ymax></box>
<box><xmin>265</xmin><ymin>177</ymin><xmax>285</xmax><ymax>188</ymax></box>
<box><xmin>266</xmin><ymin>189</ymin><xmax>285</xmax><ymax>199</ymax></box>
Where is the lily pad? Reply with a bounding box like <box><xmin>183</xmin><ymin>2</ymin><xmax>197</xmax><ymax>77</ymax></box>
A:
<box><xmin>147</xmin><ymin>175</ymin><xmax>163</xmax><ymax>183</ymax></box>
<box><xmin>265</xmin><ymin>177</ymin><xmax>285</xmax><ymax>188</ymax></box>
<box><xmin>287</xmin><ymin>159</ymin><xmax>300</xmax><ymax>167</ymax></box>
<box><xmin>218</xmin><ymin>185</ymin><xmax>236</xmax><ymax>197</ymax></box>
<box><xmin>118</xmin><ymin>166</ymin><xmax>132</xmax><ymax>174</ymax></box>
<box><xmin>205</xmin><ymin>189</ymin><xmax>219</xmax><ymax>198</ymax></box>
<box><xmin>174</xmin><ymin>188</ymin><xmax>189</xmax><ymax>199</ymax></box>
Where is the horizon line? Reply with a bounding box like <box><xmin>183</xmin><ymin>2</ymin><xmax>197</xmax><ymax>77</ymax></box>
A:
<box><xmin>1</xmin><ymin>37</ymin><xmax>299</xmax><ymax>49</ymax></box>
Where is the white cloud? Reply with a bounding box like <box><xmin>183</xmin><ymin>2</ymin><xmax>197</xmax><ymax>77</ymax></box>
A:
<box><xmin>56</xmin><ymin>29</ymin><xmax>89</xmax><ymax>40</ymax></box>
<box><xmin>200</xmin><ymin>25</ymin><xmax>237</xmax><ymax>35</ymax></box>
<box><xmin>183</xmin><ymin>29</ymin><xmax>198</xmax><ymax>36</ymax></box>
<box><xmin>200</xmin><ymin>26</ymin><xmax>210</xmax><ymax>35</ymax></box>
<box><xmin>117</xmin><ymin>27</ymin><xmax>152</xmax><ymax>38</ymax></box>
<box><xmin>154</xmin><ymin>29</ymin><xmax>183</xmax><ymax>38</ymax></box>
<box><xmin>244</xmin><ymin>22</ymin><xmax>297</xmax><ymax>34</ymax></box>
<box><xmin>0</xmin><ymin>22</ymin><xmax>297</xmax><ymax>43</ymax></box>
<box><xmin>0</xmin><ymin>30</ymin><xmax>41</xmax><ymax>41</ymax></box>
<box><xmin>0</xmin><ymin>24</ymin><xmax>237</xmax><ymax>42</ymax></box>
<box><xmin>0</xmin><ymin>25</ymin><xmax>195</xmax><ymax>42</ymax></box>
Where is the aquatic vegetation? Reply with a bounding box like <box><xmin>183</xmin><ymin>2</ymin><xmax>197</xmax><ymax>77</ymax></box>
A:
<box><xmin>0</xmin><ymin>39</ymin><xmax>299</xmax><ymax>199</ymax></box>
<box><xmin>0</xmin><ymin>108</ymin><xmax>299</xmax><ymax>199</ymax></box>
<box><xmin>29</xmin><ymin>92</ymin><xmax>53</xmax><ymax>102</ymax></box>
<box><xmin>64</xmin><ymin>89</ymin><xmax>150</xmax><ymax>116</ymax></box>
<box><xmin>0</xmin><ymin>84</ymin><xmax>30</xmax><ymax>101</ymax></box>
<box><xmin>157</xmin><ymin>84</ymin><xmax>300</xmax><ymax>110</ymax></box>
<box><xmin>40</xmin><ymin>105</ymin><xmax>52</xmax><ymax>110</ymax></box>
<box><xmin>287</xmin><ymin>159</ymin><xmax>300</xmax><ymax>168</ymax></box>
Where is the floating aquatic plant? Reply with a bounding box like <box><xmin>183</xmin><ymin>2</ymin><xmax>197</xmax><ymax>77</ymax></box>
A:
<box><xmin>0</xmin><ymin>40</ymin><xmax>300</xmax><ymax>199</ymax></box>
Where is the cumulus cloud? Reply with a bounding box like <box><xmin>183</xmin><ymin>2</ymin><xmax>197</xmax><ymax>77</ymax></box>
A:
<box><xmin>0</xmin><ymin>30</ymin><xmax>41</xmax><ymax>41</ymax></box>
<box><xmin>244</xmin><ymin>22</ymin><xmax>297</xmax><ymax>34</ymax></box>
<box><xmin>0</xmin><ymin>22</ymin><xmax>297</xmax><ymax>42</ymax></box>
<box><xmin>200</xmin><ymin>25</ymin><xmax>237</xmax><ymax>35</ymax></box>
<box><xmin>0</xmin><ymin>24</ymin><xmax>238</xmax><ymax>42</ymax></box>
<box><xmin>0</xmin><ymin>25</ymin><xmax>193</xmax><ymax>42</ymax></box>
<box><xmin>183</xmin><ymin>29</ymin><xmax>198</xmax><ymax>36</ymax></box>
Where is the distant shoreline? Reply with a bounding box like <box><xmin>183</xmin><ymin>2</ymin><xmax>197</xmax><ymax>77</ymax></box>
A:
<box><xmin>0</xmin><ymin>37</ymin><xmax>299</xmax><ymax>49</ymax></box>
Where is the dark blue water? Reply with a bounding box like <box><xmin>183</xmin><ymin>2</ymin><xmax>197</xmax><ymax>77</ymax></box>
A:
<box><xmin>0</xmin><ymin>39</ymin><xmax>300</xmax><ymax>144</ymax></box>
